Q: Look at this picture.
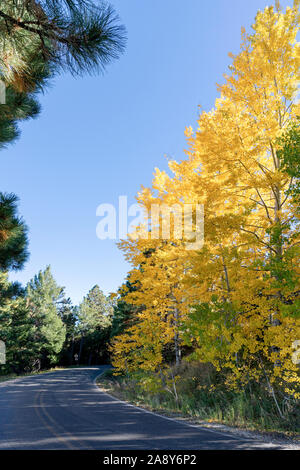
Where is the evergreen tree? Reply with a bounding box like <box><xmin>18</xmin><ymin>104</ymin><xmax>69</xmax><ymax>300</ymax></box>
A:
<box><xmin>0</xmin><ymin>86</ymin><xmax>41</xmax><ymax>149</ymax></box>
<box><xmin>26</xmin><ymin>266</ymin><xmax>66</xmax><ymax>367</ymax></box>
<box><xmin>278</xmin><ymin>118</ymin><xmax>300</xmax><ymax>206</ymax></box>
<box><xmin>0</xmin><ymin>193</ymin><xmax>29</xmax><ymax>271</ymax></box>
<box><xmin>79</xmin><ymin>284</ymin><xmax>112</xmax><ymax>332</ymax></box>
<box><xmin>0</xmin><ymin>1</ymin><xmax>126</xmax><ymax>148</ymax></box>
<box><xmin>0</xmin><ymin>273</ymin><xmax>38</xmax><ymax>374</ymax></box>
<box><xmin>0</xmin><ymin>194</ymin><xmax>32</xmax><ymax>374</ymax></box>
<box><xmin>77</xmin><ymin>285</ymin><xmax>112</xmax><ymax>364</ymax></box>
<box><xmin>110</xmin><ymin>278</ymin><xmax>141</xmax><ymax>339</ymax></box>
<box><xmin>58</xmin><ymin>296</ymin><xmax>78</xmax><ymax>365</ymax></box>
<box><xmin>0</xmin><ymin>1</ymin><xmax>126</xmax><ymax>91</ymax></box>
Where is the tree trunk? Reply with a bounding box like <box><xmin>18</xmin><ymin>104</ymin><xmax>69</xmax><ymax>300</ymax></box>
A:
<box><xmin>174</xmin><ymin>306</ymin><xmax>181</xmax><ymax>366</ymax></box>
<box><xmin>70</xmin><ymin>336</ymin><xmax>74</xmax><ymax>365</ymax></box>
<box><xmin>88</xmin><ymin>352</ymin><xmax>92</xmax><ymax>365</ymax></box>
<box><xmin>78</xmin><ymin>334</ymin><xmax>84</xmax><ymax>364</ymax></box>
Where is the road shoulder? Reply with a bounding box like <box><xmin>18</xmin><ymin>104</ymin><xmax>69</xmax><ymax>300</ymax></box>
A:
<box><xmin>95</xmin><ymin>372</ymin><xmax>300</xmax><ymax>451</ymax></box>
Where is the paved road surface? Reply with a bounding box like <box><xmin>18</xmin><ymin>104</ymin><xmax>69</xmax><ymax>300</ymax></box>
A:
<box><xmin>0</xmin><ymin>367</ymin><xmax>289</xmax><ymax>450</ymax></box>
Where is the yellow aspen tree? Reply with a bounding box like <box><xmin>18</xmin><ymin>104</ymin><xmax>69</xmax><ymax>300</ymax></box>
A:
<box><xmin>111</xmin><ymin>231</ymin><xmax>190</xmax><ymax>374</ymax></box>
<box><xmin>112</xmin><ymin>2</ymin><xmax>300</xmax><ymax>403</ymax></box>
<box><xmin>171</xmin><ymin>1</ymin><xmax>300</xmax><ymax>397</ymax></box>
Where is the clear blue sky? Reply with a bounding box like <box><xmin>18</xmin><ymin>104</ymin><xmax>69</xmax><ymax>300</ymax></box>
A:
<box><xmin>1</xmin><ymin>0</ymin><xmax>292</xmax><ymax>304</ymax></box>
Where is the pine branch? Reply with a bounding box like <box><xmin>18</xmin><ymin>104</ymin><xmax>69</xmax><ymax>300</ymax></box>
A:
<box><xmin>0</xmin><ymin>1</ymin><xmax>126</xmax><ymax>77</ymax></box>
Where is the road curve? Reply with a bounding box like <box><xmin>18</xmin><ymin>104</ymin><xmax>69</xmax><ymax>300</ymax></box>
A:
<box><xmin>0</xmin><ymin>367</ymin><xmax>289</xmax><ymax>450</ymax></box>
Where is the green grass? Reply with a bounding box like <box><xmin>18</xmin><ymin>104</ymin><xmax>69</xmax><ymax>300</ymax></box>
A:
<box><xmin>97</xmin><ymin>364</ymin><xmax>300</xmax><ymax>439</ymax></box>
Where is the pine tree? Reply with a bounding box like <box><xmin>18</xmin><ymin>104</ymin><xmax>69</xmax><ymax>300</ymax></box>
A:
<box><xmin>79</xmin><ymin>285</ymin><xmax>113</xmax><ymax>331</ymax></box>
<box><xmin>0</xmin><ymin>0</ymin><xmax>126</xmax><ymax>148</ymax></box>
<box><xmin>278</xmin><ymin>118</ymin><xmax>300</xmax><ymax>206</ymax></box>
<box><xmin>26</xmin><ymin>266</ymin><xmax>66</xmax><ymax>368</ymax></box>
<box><xmin>0</xmin><ymin>192</ymin><xmax>28</xmax><ymax>271</ymax></box>
<box><xmin>0</xmin><ymin>86</ymin><xmax>41</xmax><ymax>149</ymax></box>
<box><xmin>0</xmin><ymin>273</ymin><xmax>38</xmax><ymax>374</ymax></box>
<box><xmin>0</xmin><ymin>1</ymin><xmax>126</xmax><ymax>89</ymax></box>
<box><xmin>77</xmin><ymin>285</ymin><xmax>112</xmax><ymax>364</ymax></box>
<box><xmin>110</xmin><ymin>278</ymin><xmax>141</xmax><ymax>339</ymax></box>
<box><xmin>58</xmin><ymin>296</ymin><xmax>77</xmax><ymax>365</ymax></box>
<box><xmin>0</xmin><ymin>194</ymin><xmax>31</xmax><ymax>374</ymax></box>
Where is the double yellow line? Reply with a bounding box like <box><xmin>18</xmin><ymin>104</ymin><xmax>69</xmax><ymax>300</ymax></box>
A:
<box><xmin>34</xmin><ymin>390</ymin><xmax>92</xmax><ymax>450</ymax></box>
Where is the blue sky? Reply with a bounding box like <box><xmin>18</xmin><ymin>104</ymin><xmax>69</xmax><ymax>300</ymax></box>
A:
<box><xmin>1</xmin><ymin>0</ymin><xmax>292</xmax><ymax>304</ymax></box>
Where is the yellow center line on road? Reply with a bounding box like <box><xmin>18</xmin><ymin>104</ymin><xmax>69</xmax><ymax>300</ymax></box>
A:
<box><xmin>33</xmin><ymin>390</ymin><xmax>74</xmax><ymax>449</ymax></box>
<box><xmin>34</xmin><ymin>390</ymin><xmax>93</xmax><ymax>450</ymax></box>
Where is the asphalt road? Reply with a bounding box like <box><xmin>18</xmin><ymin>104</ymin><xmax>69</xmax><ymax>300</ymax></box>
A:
<box><xmin>0</xmin><ymin>367</ymin><xmax>290</xmax><ymax>450</ymax></box>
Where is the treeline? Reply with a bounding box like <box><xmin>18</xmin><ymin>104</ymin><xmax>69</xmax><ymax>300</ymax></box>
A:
<box><xmin>0</xmin><ymin>2</ymin><xmax>125</xmax><ymax>372</ymax></box>
<box><xmin>0</xmin><ymin>262</ymin><xmax>118</xmax><ymax>374</ymax></box>
<box><xmin>110</xmin><ymin>2</ymin><xmax>300</xmax><ymax>424</ymax></box>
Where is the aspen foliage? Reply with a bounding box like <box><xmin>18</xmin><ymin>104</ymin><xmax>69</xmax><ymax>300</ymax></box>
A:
<box><xmin>111</xmin><ymin>2</ymin><xmax>300</xmax><ymax>398</ymax></box>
